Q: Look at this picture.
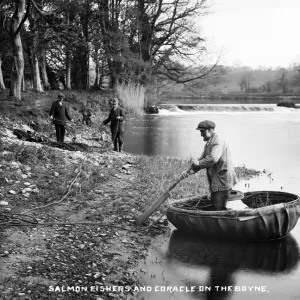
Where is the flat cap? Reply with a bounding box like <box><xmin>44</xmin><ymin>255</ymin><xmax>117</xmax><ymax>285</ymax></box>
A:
<box><xmin>196</xmin><ymin>120</ymin><xmax>216</xmax><ymax>130</ymax></box>
<box><xmin>57</xmin><ymin>93</ymin><xmax>65</xmax><ymax>98</ymax></box>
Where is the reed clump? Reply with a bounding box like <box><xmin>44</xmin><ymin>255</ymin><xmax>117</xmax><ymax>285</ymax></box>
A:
<box><xmin>115</xmin><ymin>82</ymin><xmax>145</xmax><ymax>116</ymax></box>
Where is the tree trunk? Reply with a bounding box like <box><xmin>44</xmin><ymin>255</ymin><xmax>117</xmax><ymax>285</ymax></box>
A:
<box><xmin>40</xmin><ymin>49</ymin><xmax>50</xmax><ymax>90</ymax></box>
<box><xmin>66</xmin><ymin>49</ymin><xmax>71</xmax><ymax>89</ymax></box>
<box><xmin>10</xmin><ymin>35</ymin><xmax>25</xmax><ymax>99</ymax></box>
<box><xmin>99</xmin><ymin>60</ymin><xmax>105</xmax><ymax>88</ymax></box>
<box><xmin>30</xmin><ymin>48</ymin><xmax>43</xmax><ymax>92</ymax></box>
<box><xmin>73</xmin><ymin>48</ymin><xmax>86</xmax><ymax>89</ymax></box>
<box><xmin>22</xmin><ymin>74</ymin><xmax>26</xmax><ymax>92</ymax></box>
<box><xmin>93</xmin><ymin>48</ymin><xmax>99</xmax><ymax>88</ymax></box>
<box><xmin>65</xmin><ymin>11</ymin><xmax>71</xmax><ymax>90</ymax></box>
<box><xmin>0</xmin><ymin>56</ymin><xmax>6</xmax><ymax>90</ymax></box>
<box><xmin>138</xmin><ymin>0</ymin><xmax>151</xmax><ymax>62</ymax></box>
<box><xmin>27</xmin><ymin>7</ymin><xmax>44</xmax><ymax>93</ymax></box>
<box><xmin>86</xmin><ymin>42</ymin><xmax>90</xmax><ymax>89</ymax></box>
<box><xmin>99</xmin><ymin>0</ymin><xmax>117</xmax><ymax>88</ymax></box>
<box><xmin>10</xmin><ymin>0</ymin><xmax>26</xmax><ymax>100</ymax></box>
<box><xmin>83</xmin><ymin>7</ymin><xmax>90</xmax><ymax>90</ymax></box>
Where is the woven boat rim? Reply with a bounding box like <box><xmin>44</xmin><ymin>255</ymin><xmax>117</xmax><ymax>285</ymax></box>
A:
<box><xmin>167</xmin><ymin>191</ymin><xmax>300</xmax><ymax>217</ymax></box>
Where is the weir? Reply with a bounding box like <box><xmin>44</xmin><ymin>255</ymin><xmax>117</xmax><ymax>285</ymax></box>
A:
<box><xmin>158</xmin><ymin>103</ymin><xmax>300</xmax><ymax>113</ymax></box>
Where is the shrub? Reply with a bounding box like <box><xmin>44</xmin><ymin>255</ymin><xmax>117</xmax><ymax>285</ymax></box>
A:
<box><xmin>277</xmin><ymin>100</ymin><xmax>296</xmax><ymax>108</ymax></box>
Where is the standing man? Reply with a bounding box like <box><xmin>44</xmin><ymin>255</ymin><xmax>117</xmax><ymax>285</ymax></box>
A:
<box><xmin>182</xmin><ymin>120</ymin><xmax>237</xmax><ymax>210</ymax></box>
<box><xmin>102</xmin><ymin>97</ymin><xmax>126</xmax><ymax>152</ymax></box>
<box><xmin>49</xmin><ymin>93</ymin><xmax>73</xmax><ymax>143</ymax></box>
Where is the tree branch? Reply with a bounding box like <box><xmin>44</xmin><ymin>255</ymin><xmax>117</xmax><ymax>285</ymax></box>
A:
<box><xmin>150</xmin><ymin>0</ymin><xmax>163</xmax><ymax>32</ymax></box>
<box><xmin>29</xmin><ymin>0</ymin><xmax>45</xmax><ymax>15</ymax></box>
<box><xmin>14</xmin><ymin>0</ymin><xmax>31</xmax><ymax>37</ymax></box>
<box><xmin>157</xmin><ymin>58</ymin><xmax>220</xmax><ymax>84</ymax></box>
<box><xmin>2</xmin><ymin>14</ymin><xmax>10</xmax><ymax>35</ymax></box>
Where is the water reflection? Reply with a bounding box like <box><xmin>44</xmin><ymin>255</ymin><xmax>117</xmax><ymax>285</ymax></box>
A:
<box><xmin>125</xmin><ymin>115</ymin><xmax>199</xmax><ymax>157</ymax></box>
<box><xmin>165</xmin><ymin>230</ymin><xmax>300</xmax><ymax>300</ymax></box>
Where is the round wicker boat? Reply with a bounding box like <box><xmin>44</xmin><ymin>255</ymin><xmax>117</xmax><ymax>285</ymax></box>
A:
<box><xmin>166</xmin><ymin>191</ymin><xmax>300</xmax><ymax>241</ymax></box>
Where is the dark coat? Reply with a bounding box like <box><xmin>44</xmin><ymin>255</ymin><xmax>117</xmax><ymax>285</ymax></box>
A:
<box><xmin>103</xmin><ymin>107</ymin><xmax>126</xmax><ymax>136</ymax></box>
<box><xmin>49</xmin><ymin>100</ymin><xmax>72</xmax><ymax>125</ymax></box>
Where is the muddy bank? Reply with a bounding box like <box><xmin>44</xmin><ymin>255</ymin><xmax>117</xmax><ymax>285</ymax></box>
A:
<box><xmin>0</xmin><ymin>131</ymin><xmax>170</xmax><ymax>299</ymax></box>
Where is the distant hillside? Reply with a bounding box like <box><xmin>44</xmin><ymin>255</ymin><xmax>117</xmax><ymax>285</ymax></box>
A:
<box><xmin>168</xmin><ymin>66</ymin><xmax>300</xmax><ymax>97</ymax></box>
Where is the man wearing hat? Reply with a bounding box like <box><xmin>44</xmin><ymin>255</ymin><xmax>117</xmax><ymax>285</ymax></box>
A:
<box><xmin>182</xmin><ymin>120</ymin><xmax>237</xmax><ymax>210</ymax></box>
<box><xmin>102</xmin><ymin>97</ymin><xmax>126</xmax><ymax>152</ymax></box>
<box><xmin>49</xmin><ymin>93</ymin><xmax>73</xmax><ymax>143</ymax></box>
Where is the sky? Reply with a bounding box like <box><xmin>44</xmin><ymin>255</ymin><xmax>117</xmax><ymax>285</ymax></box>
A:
<box><xmin>197</xmin><ymin>0</ymin><xmax>300</xmax><ymax>69</ymax></box>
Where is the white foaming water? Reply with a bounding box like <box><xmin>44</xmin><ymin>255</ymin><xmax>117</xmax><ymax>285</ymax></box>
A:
<box><xmin>158</xmin><ymin>104</ymin><xmax>300</xmax><ymax>115</ymax></box>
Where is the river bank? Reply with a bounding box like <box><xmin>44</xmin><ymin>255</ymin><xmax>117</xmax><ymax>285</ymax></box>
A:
<box><xmin>0</xmin><ymin>94</ymin><xmax>261</xmax><ymax>300</ymax></box>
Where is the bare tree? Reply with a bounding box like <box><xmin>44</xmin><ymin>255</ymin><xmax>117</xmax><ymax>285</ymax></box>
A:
<box><xmin>139</xmin><ymin>0</ymin><xmax>210</xmax><ymax>83</ymax></box>
<box><xmin>97</xmin><ymin>0</ymin><xmax>213</xmax><ymax>86</ymax></box>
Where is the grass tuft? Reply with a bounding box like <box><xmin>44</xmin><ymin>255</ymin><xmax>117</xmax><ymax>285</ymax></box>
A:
<box><xmin>135</xmin><ymin>155</ymin><xmax>209</xmax><ymax>209</ymax></box>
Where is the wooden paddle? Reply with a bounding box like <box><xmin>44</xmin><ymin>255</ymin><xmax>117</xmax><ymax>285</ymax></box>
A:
<box><xmin>135</xmin><ymin>168</ymin><xmax>191</xmax><ymax>226</ymax></box>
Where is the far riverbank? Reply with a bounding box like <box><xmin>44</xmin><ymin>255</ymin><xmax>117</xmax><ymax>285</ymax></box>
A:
<box><xmin>167</xmin><ymin>94</ymin><xmax>300</xmax><ymax>104</ymax></box>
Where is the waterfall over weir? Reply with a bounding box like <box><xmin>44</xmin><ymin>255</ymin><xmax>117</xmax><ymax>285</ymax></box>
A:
<box><xmin>158</xmin><ymin>104</ymin><xmax>299</xmax><ymax>114</ymax></box>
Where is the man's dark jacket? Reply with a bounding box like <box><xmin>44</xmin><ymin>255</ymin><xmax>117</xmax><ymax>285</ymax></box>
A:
<box><xmin>103</xmin><ymin>107</ymin><xmax>126</xmax><ymax>137</ymax></box>
<box><xmin>49</xmin><ymin>100</ymin><xmax>72</xmax><ymax>125</ymax></box>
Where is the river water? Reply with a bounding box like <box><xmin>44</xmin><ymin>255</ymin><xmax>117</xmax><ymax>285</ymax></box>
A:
<box><xmin>124</xmin><ymin>104</ymin><xmax>300</xmax><ymax>194</ymax></box>
<box><xmin>123</xmin><ymin>104</ymin><xmax>300</xmax><ymax>300</ymax></box>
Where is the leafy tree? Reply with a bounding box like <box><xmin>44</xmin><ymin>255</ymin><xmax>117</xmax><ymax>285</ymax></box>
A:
<box><xmin>266</xmin><ymin>81</ymin><xmax>272</xmax><ymax>93</ymax></box>
<box><xmin>261</xmin><ymin>81</ymin><xmax>272</xmax><ymax>93</ymax></box>
<box><xmin>278</xmin><ymin>72</ymin><xmax>288</xmax><ymax>94</ymax></box>
<box><xmin>239</xmin><ymin>72</ymin><xmax>253</xmax><ymax>93</ymax></box>
<box><xmin>293</xmin><ymin>64</ymin><xmax>300</xmax><ymax>86</ymax></box>
<box><xmin>239</xmin><ymin>77</ymin><xmax>247</xmax><ymax>92</ymax></box>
